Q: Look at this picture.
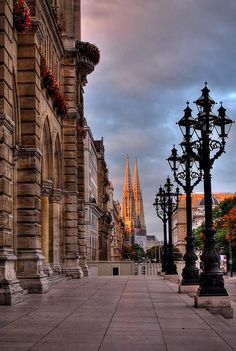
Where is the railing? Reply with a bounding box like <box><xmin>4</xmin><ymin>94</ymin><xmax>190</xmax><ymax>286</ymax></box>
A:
<box><xmin>134</xmin><ymin>263</ymin><xmax>161</xmax><ymax>275</ymax></box>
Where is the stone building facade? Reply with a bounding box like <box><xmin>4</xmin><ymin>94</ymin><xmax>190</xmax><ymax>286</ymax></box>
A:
<box><xmin>0</xmin><ymin>0</ymin><xmax>99</xmax><ymax>304</ymax></box>
<box><xmin>94</xmin><ymin>139</ymin><xmax>113</xmax><ymax>260</ymax></box>
<box><xmin>172</xmin><ymin>192</ymin><xmax>235</xmax><ymax>254</ymax></box>
<box><xmin>84</xmin><ymin>122</ymin><xmax>102</xmax><ymax>261</ymax></box>
<box><xmin>107</xmin><ymin>184</ymin><xmax>124</xmax><ymax>261</ymax></box>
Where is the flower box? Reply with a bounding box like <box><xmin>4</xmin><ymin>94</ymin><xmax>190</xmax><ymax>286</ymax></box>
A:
<box><xmin>40</xmin><ymin>56</ymin><xmax>68</xmax><ymax>116</ymax></box>
<box><xmin>13</xmin><ymin>0</ymin><xmax>31</xmax><ymax>34</ymax></box>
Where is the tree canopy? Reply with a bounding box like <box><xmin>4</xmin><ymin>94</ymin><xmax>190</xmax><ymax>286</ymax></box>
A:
<box><xmin>193</xmin><ymin>196</ymin><xmax>236</xmax><ymax>269</ymax></box>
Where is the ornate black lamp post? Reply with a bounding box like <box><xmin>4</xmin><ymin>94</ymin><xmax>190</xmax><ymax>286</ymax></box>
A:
<box><xmin>192</xmin><ymin>83</ymin><xmax>234</xmax><ymax>296</ymax></box>
<box><xmin>163</xmin><ymin>177</ymin><xmax>180</xmax><ymax>275</ymax></box>
<box><xmin>153</xmin><ymin>186</ymin><xmax>168</xmax><ymax>272</ymax></box>
<box><xmin>167</xmin><ymin>102</ymin><xmax>202</xmax><ymax>286</ymax></box>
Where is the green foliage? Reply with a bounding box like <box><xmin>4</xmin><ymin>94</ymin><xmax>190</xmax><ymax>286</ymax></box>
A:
<box><xmin>193</xmin><ymin>222</ymin><xmax>205</xmax><ymax>250</ymax></box>
<box><xmin>193</xmin><ymin>196</ymin><xmax>236</xmax><ymax>269</ymax></box>
<box><xmin>214</xmin><ymin>197</ymin><xmax>236</xmax><ymax>218</ymax></box>
<box><xmin>146</xmin><ymin>245</ymin><xmax>182</xmax><ymax>262</ymax></box>
<box><xmin>146</xmin><ymin>246</ymin><xmax>162</xmax><ymax>262</ymax></box>
<box><xmin>123</xmin><ymin>243</ymin><xmax>145</xmax><ymax>261</ymax></box>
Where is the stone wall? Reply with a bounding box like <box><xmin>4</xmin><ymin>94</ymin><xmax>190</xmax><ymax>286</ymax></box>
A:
<box><xmin>0</xmin><ymin>0</ymin><xmax>97</xmax><ymax>304</ymax></box>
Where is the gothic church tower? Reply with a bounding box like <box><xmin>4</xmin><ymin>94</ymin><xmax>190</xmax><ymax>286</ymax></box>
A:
<box><xmin>133</xmin><ymin>159</ymin><xmax>146</xmax><ymax>235</ymax></box>
<box><xmin>121</xmin><ymin>156</ymin><xmax>136</xmax><ymax>236</ymax></box>
<box><xmin>121</xmin><ymin>156</ymin><xmax>147</xmax><ymax>246</ymax></box>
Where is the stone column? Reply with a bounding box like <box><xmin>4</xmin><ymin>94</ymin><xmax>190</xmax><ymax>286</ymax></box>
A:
<box><xmin>17</xmin><ymin>148</ymin><xmax>49</xmax><ymax>293</ymax></box>
<box><xmin>0</xmin><ymin>115</ymin><xmax>23</xmax><ymax>305</ymax></box>
<box><xmin>62</xmin><ymin>52</ymin><xmax>83</xmax><ymax>278</ymax></box>
<box><xmin>16</xmin><ymin>14</ymin><xmax>49</xmax><ymax>293</ymax></box>
<box><xmin>0</xmin><ymin>1</ymin><xmax>23</xmax><ymax>305</ymax></box>
<box><xmin>50</xmin><ymin>189</ymin><xmax>63</xmax><ymax>273</ymax></box>
<box><xmin>62</xmin><ymin>0</ymin><xmax>75</xmax><ymax>49</ymax></box>
<box><xmin>41</xmin><ymin>180</ymin><xmax>53</xmax><ymax>276</ymax></box>
<box><xmin>62</xmin><ymin>115</ymin><xmax>83</xmax><ymax>278</ymax></box>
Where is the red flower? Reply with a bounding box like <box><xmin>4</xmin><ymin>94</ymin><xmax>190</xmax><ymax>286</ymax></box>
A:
<box><xmin>40</xmin><ymin>55</ymin><xmax>68</xmax><ymax>116</ymax></box>
<box><xmin>13</xmin><ymin>0</ymin><xmax>31</xmax><ymax>34</ymax></box>
<box><xmin>53</xmin><ymin>91</ymin><xmax>68</xmax><ymax>116</ymax></box>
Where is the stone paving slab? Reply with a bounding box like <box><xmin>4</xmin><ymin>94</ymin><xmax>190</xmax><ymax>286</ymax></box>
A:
<box><xmin>0</xmin><ymin>276</ymin><xmax>236</xmax><ymax>351</ymax></box>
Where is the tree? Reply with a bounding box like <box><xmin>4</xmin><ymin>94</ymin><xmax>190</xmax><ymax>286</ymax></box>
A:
<box><xmin>146</xmin><ymin>245</ymin><xmax>182</xmax><ymax>263</ymax></box>
<box><xmin>193</xmin><ymin>196</ymin><xmax>236</xmax><ymax>270</ymax></box>
<box><xmin>193</xmin><ymin>222</ymin><xmax>205</xmax><ymax>251</ymax></box>
<box><xmin>123</xmin><ymin>243</ymin><xmax>145</xmax><ymax>261</ymax></box>
<box><xmin>146</xmin><ymin>246</ymin><xmax>162</xmax><ymax>262</ymax></box>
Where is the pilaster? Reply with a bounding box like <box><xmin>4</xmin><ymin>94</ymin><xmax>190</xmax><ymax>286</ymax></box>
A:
<box><xmin>49</xmin><ymin>188</ymin><xmax>64</xmax><ymax>273</ymax></box>
<box><xmin>62</xmin><ymin>113</ymin><xmax>83</xmax><ymax>278</ymax></box>
<box><xmin>0</xmin><ymin>115</ymin><xmax>23</xmax><ymax>304</ymax></box>
<box><xmin>0</xmin><ymin>1</ymin><xmax>23</xmax><ymax>305</ymax></box>
<box><xmin>41</xmin><ymin>180</ymin><xmax>53</xmax><ymax>276</ymax></box>
<box><xmin>17</xmin><ymin>148</ymin><xmax>49</xmax><ymax>293</ymax></box>
<box><xmin>15</xmin><ymin>12</ymin><xmax>49</xmax><ymax>293</ymax></box>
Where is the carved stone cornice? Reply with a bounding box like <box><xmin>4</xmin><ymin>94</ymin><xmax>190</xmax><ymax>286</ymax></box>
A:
<box><xmin>78</xmin><ymin>198</ymin><xmax>85</xmax><ymax>205</ymax></box>
<box><xmin>30</xmin><ymin>18</ymin><xmax>45</xmax><ymax>42</ymax></box>
<box><xmin>64</xmin><ymin>191</ymin><xmax>80</xmax><ymax>197</ymax></box>
<box><xmin>41</xmin><ymin>180</ymin><xmax>53</xmax><ymax>196</ymax></box>
<box><xmin>65</xmin><ymin>111</ymin><xmax>79</xmax><ymax>120</ymax></box>
<box><xmin>0</xmin><ymin>114</ymin><xmax>15</xmax><ymax>133</ymax></box>
<box><xmin>18</xmin><ymin>147</ymin><xmax>42</xmax><ymax>160</ymax></box>
<box><xmin>50</xmin><ymin>188</ymin><xmax>64</xmax><ymax>203</ymax></box>
<box><xmin>12</xmin><ymin>142</ymin><xmax>22</xmax><ymax>164</ymax></box>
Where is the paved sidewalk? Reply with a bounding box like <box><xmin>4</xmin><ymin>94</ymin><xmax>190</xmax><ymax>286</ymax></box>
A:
<box><xmin>0</xmin><ymin>276</ymin><xmax>236</xmax><ymax>351</ymax></box>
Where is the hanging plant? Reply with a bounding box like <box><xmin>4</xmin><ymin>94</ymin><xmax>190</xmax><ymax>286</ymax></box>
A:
<box><xmin>53</xmin><ymin>91</ymin><xmax>68</xmax><ymax>116</ymax></box>
<box><xmin>76</xmin><ymin>41</ymin><xmax>100</xmax><ymax>65</ymax></box>
<box><xmin>13</xmin><ymin>0</ymin><xmax>31</xmax><ymax>34</ymax></box>
<box><xmin>40</xmin><ymin>55</ymin><xmax>68</xmax><ymax>117</ymax></box>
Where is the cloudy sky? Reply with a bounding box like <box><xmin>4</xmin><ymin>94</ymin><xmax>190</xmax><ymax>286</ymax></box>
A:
<box><xmin>81</xmin><ymin>0</ymin><xmax>236</xmax><ymax>240</ymax></box>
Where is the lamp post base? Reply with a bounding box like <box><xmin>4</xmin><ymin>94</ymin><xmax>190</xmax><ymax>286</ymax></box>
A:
<box><xmin>194</xmin><ymin>294</ymin><xmax>233</xmax><ymax>319</ymax></box>
<box><xmin>181</xmin><ymin>266</ymin><xmax>199</xmax><ymax>286</ymax></box>
<box><xmin>198</xmin><ymin>271</ymin><xmax>228</xmax><ymax>296</ymax></box>
<box><xmin>164</xmin><ymin>274</ymin><xmax>180</xmax><ymax>284</ymax></box>
<box><xmin>179</xmin><ymin>283</ymin><xmax>199</xmax><ymax>295</ymax></box>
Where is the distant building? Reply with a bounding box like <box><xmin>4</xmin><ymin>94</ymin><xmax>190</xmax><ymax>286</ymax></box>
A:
<box><xmin>146</xmin><ymin>235</ymin><xmax>158</xmax><ymax>250</ymax></box>
<box><xmin>172</xmin><ymin>192</ymin><xmax>235</xmax><ymax>254</ymax></box>
<box><xmin>84</xmin><ymin>122</ymin><xmax>102</xmax><ymax>261</ymax></box>
<box><xmin>94</xmin><ymin>139</ymin><xmax>112</xmax><ymax>260</ymax></box>
<box><xmin>121</xmin><ymin>156</ymin><xmax>147</xmax><ymax>250</ymax></box>
<box><xmin>107</xmin><ymin>186</ymin><xmax>124</xmax><ymax>261</ymax></box>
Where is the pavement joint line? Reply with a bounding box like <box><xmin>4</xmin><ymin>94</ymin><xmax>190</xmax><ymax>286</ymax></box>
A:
<box><xmin>26</xmin><ymin>277</ymin><xmax>116</xmax><ymax>351</ymax></box>
<box><xmin>163</xmin><ymin>278</ymin><xmax>235</xmax><ymax>351</ymax></box>
<box><xmin>0</xmin><ymin>277</ymin><xmax>102</xmax><ymax>329</ymax></box>
<box><xmin>144</xmin><ymin>276</ymin><xmax>168</xmax><ymax>351</ymax></box>
<box><xmin>97</xmin><ymin>275</ymin><xmax>130</xmax><ymax>351</ymax></box>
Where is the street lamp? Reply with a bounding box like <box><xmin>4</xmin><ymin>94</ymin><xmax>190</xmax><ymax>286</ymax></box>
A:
<box><xmin>192</xmin><ymin>83</ymin><xmax>234</xmax><ymax>296</ymax></box>
<box><xmin>164</xmin><ymin>177</ymin><xmax>180</xmax><ymax>275</ymax></box>
<box><xmin>153</xmin><ymin>186</ymin><xmax>168</xmax><ymax>272</ymax></box>
<box><xmin>167</xmin><ymin>102</ymin><xmax>202</xmax><ymax>286</ymax></box>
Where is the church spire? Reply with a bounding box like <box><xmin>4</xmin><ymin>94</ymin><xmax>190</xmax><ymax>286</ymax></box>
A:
<box><xmin>133</xmin><ymin>158</ymin><xmax>146</xmax><ymax>231</ymax></box>
<box><xmin>122</xmin><ymin>155</ymin><xmax>132</xmax><ymax>194</ymax></box>
<box><xmin>133</xmin><ymin>158</ymin><xmax>141</xmax><ymax>198</ymax></box>
<box><xmin>121</xmin><ymin>155</ymin><xmax>136</xmax><ymax>235</ymax></box>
